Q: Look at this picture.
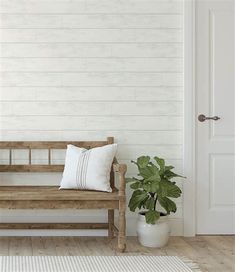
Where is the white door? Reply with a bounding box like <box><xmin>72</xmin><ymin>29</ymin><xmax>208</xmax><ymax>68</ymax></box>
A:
<box><xmin>196</xmin><ymin>0</ymin><xmax>235</xmax><ymax>234</ymax></box>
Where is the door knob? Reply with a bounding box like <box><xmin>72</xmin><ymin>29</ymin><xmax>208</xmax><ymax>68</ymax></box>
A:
<box><xmin>198</xmin><ymin>114</ymin><xmax>220</xmax><ymax>122</ymax></box>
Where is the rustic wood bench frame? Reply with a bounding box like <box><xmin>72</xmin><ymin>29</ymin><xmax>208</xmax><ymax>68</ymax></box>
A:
<box><xmin>0</xmin><ymin>137</ymin><xmax>127</xmax><ymax>252</ymax></box>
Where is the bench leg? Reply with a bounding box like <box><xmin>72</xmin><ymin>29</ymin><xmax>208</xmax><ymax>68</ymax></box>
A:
<box><xmin>115</xmin><ymin>163</ymin><xmax>127</xmax><ymax>253</ymax></box>
<box><xmin>108</xmin><ymin>209</ymin><xmax>114</xmax><ymax>238</ymax></box>
<box><xmin>117</xmin><ymin>209</ymin><xmax>126</xmax><ymax>252</ymax></box>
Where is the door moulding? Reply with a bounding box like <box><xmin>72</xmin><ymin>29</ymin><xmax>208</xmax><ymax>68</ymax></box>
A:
<box><xmin>183</xmin><ymin>0</ymin><xmax>196</xmax><ymax>236</ymax></box>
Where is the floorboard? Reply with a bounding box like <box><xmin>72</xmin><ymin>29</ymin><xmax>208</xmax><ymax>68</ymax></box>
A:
<box><xmin>0</xmin><ymin>236</ymin><xmax>234</xmax><ymax>272</ymax></box>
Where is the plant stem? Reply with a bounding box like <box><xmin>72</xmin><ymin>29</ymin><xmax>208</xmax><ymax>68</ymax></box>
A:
<box><xmin>154</xmin><ymin>195</ymin><xmax>158</xmax><ymax>211</ymax></box>
<box><xmin>149</xmin><ymin>192</ymin><xmax>155</xmax><ymax>198</ymax></box>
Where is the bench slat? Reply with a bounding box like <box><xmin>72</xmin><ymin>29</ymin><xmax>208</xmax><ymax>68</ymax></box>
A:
<box><xmin>0</xmin><ymin>165</ymin><xmax>64</xmax><ymax>172</ymax></box>
<box><xmin>0</xmin><ymin>186</ymin><xmax>119</xmax><ymax>201</ymax></box>
<box><xmin>0</xmin><ymin>223</ymin><xmax>109</xmax><ymax>230</ymax></box>
<box><xmin>0</xmin><ymin>141</ymin><xmax>108</xmax><ymax>149</ymax></box>
<box><xmin>0</xmin><ymin>200</ymin><xmax>119</xmax><ymax>209</ymax></box>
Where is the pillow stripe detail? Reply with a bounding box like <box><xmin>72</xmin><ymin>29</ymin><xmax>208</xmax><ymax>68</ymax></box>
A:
<box><xmin>75</xmin><ymin>151</ymin><xmax>83</xmax><ymax>189</ymax></box>
<box><xmin>80</xmin><ymin>152</ymin><xmax>86</xmax><ymax>189</ymax></box>
<box><xmin>76</xmin><ymin>149</ymin><xmax>91</xmax><ymax>189</ymax></box>
<box><xmin>83</xmin><ymin>150</ymin><xmax>91</xmax><ymax>189</ymax></box>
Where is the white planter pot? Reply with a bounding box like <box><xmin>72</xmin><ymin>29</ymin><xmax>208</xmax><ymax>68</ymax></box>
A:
<box><xmin>136</xmin><ymin>212</ymin><xmax>170</xmax><ymax>248</ymax></box>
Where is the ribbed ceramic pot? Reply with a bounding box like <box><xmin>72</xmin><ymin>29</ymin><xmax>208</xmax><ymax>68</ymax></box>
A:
<box><xmin>136</xmin><ymin>212</ymin><xmax>170</xmax><ymax>248</ymax></box>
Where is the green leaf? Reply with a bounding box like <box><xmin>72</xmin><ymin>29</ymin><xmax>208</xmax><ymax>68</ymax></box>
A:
<box><xmin>145</xmin><ymin>172</ymin><xmax>161</xmax><ymax>182</ymax></box>
<box><xmin>130</xmin><ymin>190</ymin><xmax>143</xmax><ymax>197</ymax></box>
<box><xmin>142</xmin><ymin>183</ymin><xmax>151</xmax><ymax>192</ymax></box>
<box><xmin>130</xmin><ymin>181</ymin><xmax>141</xmax><ymax>190</ymax></box>
<box><xmin>165</xmin><ymin>165</ymin><xmax>174</xmax><ymax>171</ymax></box>
<box><xmin>137</xmin><ymin>196</ymin><xmax>149</xmax><ymax>209</ymax></box>
<box><xmin>138</xmin><ymin>166</ymin><xmax>154</xmax><ymax>179</ymax></box>
<box><xmin>165</xmin><ymin>170</ymin><xmax>185</xmax><ymax>179</ymax></box>
<box><xmin>149</xmin><ymin>162</ymin><xmax>160</xmax><ymax>174</ymax></box>
<box><xmin>144</xmin><ymin>197</ymin><xmax>156</xmax><ymax>210</ymax></box>
<box><xmin>150</xmin><ymin>181</ymin><xmax>160</xmax><ymax>192</ymax></box>
<box><xmin>159</xmin><ymin>181</ymin><xmax>168</xmax><ymax>197</ymax></box>
<box><xmin>159</xmin><ymin>181</ymin><xmax>182</xmax><ymax>198</ymax></box>
<box><xmin>136</xmin><ymin>156</ymin><xmax>150</xmax><ymax>169</ymax></box>
<box><xmin>125</xmin><ymin>178</ymin><xmax>137</xmax><ymax>183</ymax></box>
<box><xmin>145</xmin><ymin>210</ymin><xmax>160</xmax><ymax>224</ymax></box>
<box><xmin>128</xmin><ymin>190</ymin><xmax>148</xmax><ymax>212</ymax></box>
<box><xmin>158</xmin><ymin>197</ymin><xmax>177</xmax><ymax>214</ymax></box>
<box><xmin>166</xmin><ymin>184</ymin><xmax>182</xmax><ymax>198</ymax></box>
<box><xmin>143</xmin><ymin>179</ymin><xmax>159</xmax><ymax>193</ymax></box>
<box><xmin>138</xmin><ymin>163</ymin><xmax>160</xmax><ymax>180</ymax></box>
<box><xmin>154</xmin><ymin>156</ymin><xmax>165</xmax><ymax>173</ymax></box>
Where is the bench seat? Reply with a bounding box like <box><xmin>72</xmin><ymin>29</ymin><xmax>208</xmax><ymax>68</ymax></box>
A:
<box><xmin>0</xmin><ymin>186</ymin><xmax>119</xmax><ymax>201</ymax></box>
<box><xmin>0</xmin><ymin>186</ymin><xmax>120</xmax><ymax>210</ymax></box>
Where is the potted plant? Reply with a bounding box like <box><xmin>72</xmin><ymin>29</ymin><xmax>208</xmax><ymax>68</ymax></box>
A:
<box><xmin>126</xmin><ymin>156</ymin><xmax>184</xmax><ymax>248</ymax></box>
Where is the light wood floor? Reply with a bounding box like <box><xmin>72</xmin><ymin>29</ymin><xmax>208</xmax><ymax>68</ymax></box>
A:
<box><xmin>0</xmin><ymin>236</ymin><xmax>234</xmax><ymax>272</ymax></box>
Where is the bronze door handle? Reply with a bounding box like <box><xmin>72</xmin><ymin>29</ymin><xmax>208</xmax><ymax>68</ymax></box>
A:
<box><xmin>198</xmin><ymin>114</ymin><xmax>220</xmax><ymax>122</ymax></box>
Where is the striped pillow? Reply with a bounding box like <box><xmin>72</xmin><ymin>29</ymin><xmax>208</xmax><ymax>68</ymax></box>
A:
<box><xmin>60</xmin><ymin>144</ymin><xmax>117</xmax><ymax>192</ymax></box>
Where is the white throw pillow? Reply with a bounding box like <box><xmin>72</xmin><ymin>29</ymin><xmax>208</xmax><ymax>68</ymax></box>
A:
<box><xmin>60</xmin><ymin>144</ymin><xmax>117</xmax><ymax>192</ymax></box>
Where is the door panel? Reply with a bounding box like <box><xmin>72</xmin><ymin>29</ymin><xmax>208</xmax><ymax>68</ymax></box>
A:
<box><xmin>196</xmin><ymin>0</ymin><xmax>235</xmax><ymax>234</ymax></box>
<box><xmin>210</xmin><ymin>155</ymin><xmax>235</xmax><ymax>207</ymax></box>
<box><xmin>210</xmin><ymin>10</ymin><xmax>235</xmax><ymax>138</ymax></box>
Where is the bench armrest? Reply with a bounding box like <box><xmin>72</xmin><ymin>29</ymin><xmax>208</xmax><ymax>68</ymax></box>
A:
<box><xmin>113</xmin><ymin>159</ymin><xmax>127</xmax><ymax>196</ymax></box>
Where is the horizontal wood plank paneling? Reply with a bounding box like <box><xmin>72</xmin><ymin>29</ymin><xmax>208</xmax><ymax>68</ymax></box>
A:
<box><xmin>0</xmin><ymin>58</ymin><xmax>183</xmax><ymax>72</ymax></box>
<box><xmin>0</xmin><ymin>14</ymin><xmax>183</xmax><ymax>29</ymax></box>
<box><xmin>0</xmin><ymin>43</ymin><xmax>183</xmax><ymax>58</ymax></box>
<box><xmin>0</xmin><ymin>0</ymin><xmax>183</xmax><ymax>14</ymax></box>
<box><xmin>0</xmin><ymin>0</ymin><xmax>184</xmax><ymax>235</ymax></box>
<box><xmin>0</xmin><ymin>29</ymin><xmax>183</xmax><ymax>43</ymax></box>
<box><xmin>1</xmin><ymin>72</ymin><xmax>182</xmax><ymax>87</ymax></box>
<box><xmin>1</xmin><ymin>116</ymin><xmax>183</xmax><ymax>130</ymax></box>
<box><xmin>0</xmin><ymin>87</ymin><xmax>183</xmax><ymax>101</ymax></box>
<box><xmin>0</xmin><ymin>131</ymin><xmax>183</xmax><ymax>144</ymax></box>
<box><xmin>0</xmin><ymin>101</ymin><xmax>183</xmax><ymax>116</ymax></box>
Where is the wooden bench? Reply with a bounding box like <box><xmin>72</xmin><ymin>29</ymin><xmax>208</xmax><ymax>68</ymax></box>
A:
<box><xmin>0</xmin><ymin>137</ymin><xmax>127</xmax><ymax>252</ymax></box>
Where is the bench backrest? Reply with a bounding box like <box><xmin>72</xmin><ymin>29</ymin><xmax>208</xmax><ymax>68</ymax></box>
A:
<box><xmin>0</xmin><ymin>137</ymin><xmax>115</xmax><ymax>188</ymax></box>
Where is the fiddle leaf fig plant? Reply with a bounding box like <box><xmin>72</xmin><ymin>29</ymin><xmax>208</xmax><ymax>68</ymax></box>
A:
<box><xmin>126</xmin><ymin>156</ymin><xmax>185</xmax><ymax>224</ymax></box>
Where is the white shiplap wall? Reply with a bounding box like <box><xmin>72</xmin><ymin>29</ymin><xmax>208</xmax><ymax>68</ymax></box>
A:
<box><xmin>0</xmin><ymin>0</ymin><xmax>184</xmax><ymax>236</ymax></box>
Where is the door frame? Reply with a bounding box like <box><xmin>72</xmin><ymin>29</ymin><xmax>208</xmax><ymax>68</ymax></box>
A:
<box><xmin>183</xmin><ymin>0</ymin><xmax>196</xmax><ymax>236</ymax></box>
